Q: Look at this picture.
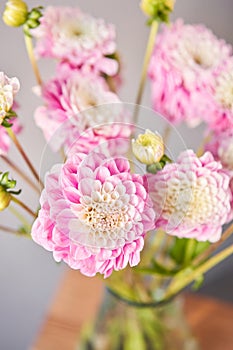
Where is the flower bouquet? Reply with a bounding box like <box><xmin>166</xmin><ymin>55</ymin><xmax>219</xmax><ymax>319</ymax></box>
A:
<box><xmin>1</xmin><ymin>0</ymin><xmax>233</xmax><ymax>349</ymax></box>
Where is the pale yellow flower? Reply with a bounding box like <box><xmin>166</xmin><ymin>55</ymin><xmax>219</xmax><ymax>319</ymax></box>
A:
<box><xmin>3</xmin><ymin>0</ymin><xmax>28</xmax><ymax>27</ymax></box>
<box><xmin>132</xmin><ymin>129</ymin><xmax>164</xmax><ymax>165</ymax></box>
<box><xmin>0</xmin><ymin>72</ymin><xmax>20</xmax><ymax>124</ymax></box>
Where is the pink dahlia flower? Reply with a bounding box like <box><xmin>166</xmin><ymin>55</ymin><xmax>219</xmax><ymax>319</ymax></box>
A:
<box><xmin>145</xmin><ymin>150</ymin><xmax>231</xmax><ymax>242</ymax></box>
<box><xmin>205</xmin><ymin>129</ymin><xmax>233</xmax><ymax>219</ymax></box>
<box><xmin>31</xmin><ymin>152</ymin><xmax>155</xmax><ymax>277</ymax></box>
<box><xmin>33</xmin><ymin>6</ymin><xmax>118</xmax><ymax>76</ymax></box>
<box><xmin>205</xmin><ymin>129</ymin><xmax>233</xmax><ymax>173</ymax></box>
<box><xmin>65</xmin><ymin>125</ymin><xmax>132</xmax><ymax>159</ymax></box>
<box><xmin>0</xmin><ymin>72</ymin><xmax>20</xmax><ymax>124</ymax></box>
<box><xmin>206</xmin><ymin>61</ymin><xmax>233</xmax><ymax>132</ymax></box>
<box><xmin>148</xmin><ymin>20</ymin><xmax>232</xmax><ymax>127</ymax></box>
<box><xmin>34</xmin><ymin>68</ymin><xmax>128</xmax><ymax>152</ymax></box>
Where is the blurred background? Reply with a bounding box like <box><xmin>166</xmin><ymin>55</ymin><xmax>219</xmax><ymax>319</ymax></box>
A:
<box><xmin>0</xmin><ymin>0</ymin><xmax>233</xmax><ymax>349</ymax></box>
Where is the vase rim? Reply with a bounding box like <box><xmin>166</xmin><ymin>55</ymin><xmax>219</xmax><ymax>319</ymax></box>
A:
<box><xmin>107</xmin><ymin>287</ymin><xmax>180</xmax><ymax>308</ymax></box>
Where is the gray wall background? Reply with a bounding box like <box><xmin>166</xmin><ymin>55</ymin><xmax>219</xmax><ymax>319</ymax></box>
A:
<box><xmin>0</xmin><ymin>1</ymin><xmax>233</xmax><ymax>349</ymax></box>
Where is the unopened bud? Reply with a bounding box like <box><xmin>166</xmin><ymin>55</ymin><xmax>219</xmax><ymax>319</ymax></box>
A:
<box><xmin>0</xmin><ymin>186</ymin><xmax>11</xmax><ymax>211</ymax></box>
<box><xmin>3</xmin><ymin>0</ymin><xmax>28</xmax><ymax>27</ymax></box>
<box><xmin>140</xmin><ymin>0</ymin><xmax>175</xmax><ymax>22</ymax></box>
<box><xmin>132</xmin><ymin>129</ymin><xmax>164</xmax><ymax>165</ymax></box>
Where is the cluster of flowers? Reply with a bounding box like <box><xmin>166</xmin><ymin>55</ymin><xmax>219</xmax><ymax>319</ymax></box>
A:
<box><xmin>149</xmin><ymin>19</ymin><xmax>233</xmax><ymax>130</ymax></box>
<box><xmin>32</xmin><ymin>142</ymin><xmax>232</xmax><ymax>277</ymax></box>
<box><xmin>30</xmin><ymin>9</ymin><xmax>232</xmax><ymax>277</ymax></box>
<box><xmin>1</xmin><ymin>3</ymin><xmax>233</xmax><ymax>279</ymax></box>
<box><xmin>32</xmin><ymin>6</ymin><xmax>131</xmax><ymax>155</ymax></box>
<box><xmin>149</xmin><ymin>19</ymin><xmax>233</xmax><ymax>233</ymax></box>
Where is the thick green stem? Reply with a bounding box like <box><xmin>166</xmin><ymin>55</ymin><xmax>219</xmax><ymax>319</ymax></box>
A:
<box><xmin>183</xmin><ymin>239</ymin><xmax>196</xmax><ymax>265</ymax></box>
<box><xmin>24</xmin><ymin>34</ymin><xmax>42</xmax><ymax>86</ymax></box>
<box><xmin>133</xmin><ymin>20</ymin><xmax>159</xmax><ymax>125</ymax></box>
<box><xmin>164</xmin><ymin>244</ymin><xmax>233</xmax><ymax>300</ymax></box>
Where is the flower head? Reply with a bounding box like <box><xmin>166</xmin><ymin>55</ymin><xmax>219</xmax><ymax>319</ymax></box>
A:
<box><xmin>215</xmin><ymin>66</ymin><xmax>233</xmax><ymax>112</ymax></box>
<box><xmin>132</xmin><ymin>129</ymin><xmax>164</xmax><ymax>165</ymax></box>
<box><xmin>65</xmin><ymin>125</ymin><xmax>132</xmax><ymax>160</ymax></box>
<box><xmin>33</xmin><ymin>6</ymin><xmax>118</xmax><ymax>76</ymax></box>
<box><xmin>148</xmin><ymin>20</ymin><xmax>232</xmax><ymax>127</ymax></box>
<box><xmin>34</xmin><ymin>67</ymin><xmax>130</xmax><ymax>153</ymax></box>
<box><xmin>205</xmin><ymin>130</ymin><xmax>233</xmax><ymax>173</ymax></box>
<box><xmin>31</xmin><ymin>152</ymin><xmax>155</xmax><ymax>277</ymax></box>
<box><xmin>0</xmin><ymin>72</ymin><xmax>20</xmax><ymax>124</ymax></box>
<box><xmin>145</xmin><ymin>150</ymin><xmax>231</xmax><ymax>242</ymax></box>
<box><xmin>3</xmin><ymin>0</ymin><xmax>28</xmax><ymax>27</ymax></box>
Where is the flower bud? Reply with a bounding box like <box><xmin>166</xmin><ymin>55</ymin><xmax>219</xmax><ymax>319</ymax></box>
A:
<box><xmin>3</xmin><ymin>0</ymin><xmax>28</xmax><ymax>27</ymax></box>
<box><xmin>132</xmin><ymin>129</ymin><xmax>164</xmax><ymax>165</ymax></box>
<box><xmin>140</xmin><ymin>0</ymin><xmax>175</xmax><ymax>22</ymax></box>
<box><xmin>0</xmin><ymin>186</ymin><xmax>11</xmax><ymax>211</ymax></box>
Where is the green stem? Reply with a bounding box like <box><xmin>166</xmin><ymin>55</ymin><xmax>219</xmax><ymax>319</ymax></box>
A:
<box><xmin>0</xmin><ymin>225</ymin><xmax>24</xmax><ymax>236</ymax></box>
<box><xmin>164</xmin><ymin>244</ymin><xmax>233</xmax><ymax>300</ymax></box>
<box><xmin>7</xmin><ymin>128</ymin><xmax>44</xmax><ymax>189</ymax></box>
<box><xmin>183</xmin><ymin>239</ymin><xmax>196</xmax><ymax>265</ymax></box>
<box><xmin>143</xmin><ymin>229</ymin><xmax>165</xmax><ymax>265</ymax></box>
<box><xmin>133</xmin><ymin>20</ymin><xmax>159</xmax><ymax>125</ymax></box>
<box><xmin>9</xmin><ymin>205</ymin><xmax>31</xmax><ymax>227</ymax></box>
<box><xmin>24</xmin><ymin>34</ymin><xmax>42</xmax><ymax>86</ymax></box>
<box><xmin>11</xmin><ymin>196</ymin><xmax>37</xmax><ymax>218</ymax></box>
<box><xmin>162</xmin><ymin>125</ymin><xmax>171</xmax><ymax>145</ymax></box>
<box><xmin>196</xmin><ymin>132</ymin><xmax>212</xmax><ymax>157</ymax></box>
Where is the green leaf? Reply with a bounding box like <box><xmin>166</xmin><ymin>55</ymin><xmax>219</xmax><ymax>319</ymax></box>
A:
<box><xmin>146</xmin><ymin>154</ymin><xmax>173</xmax><ymax>174</ymax></box>
<box><xmin>161</xmin><ymin>154</ymin><xmax>172</xmax><ymax>163</ymax></box>
<box><xmin>137</xmin><ymin>260</ymin><xmax>180</xmax><ymax>277</ymax></box>
<box><xmin>2</xmin><ymin>119</ymin><xmax>13</xmax><ymax>128</ymax></box>
<box><xmin>0</xmin><ymin>172</ymin><xmax>16</xmax><ymax>188</ymax></box>
<box><xmin>8</xmin><ymin>189</ymin><xmax>21</xmax><ymax>195</ymax></box>
<box><xmin>146</xmin><ymin>162</ymin><xmax>163</xmax><ymax>174</ymax></box>
<box><xmin>0</xmin><ymin>172</ymin><xmax>21</xmax><ymax>195</ymax></box>
<box><xmin>6</xmin><ymin>110</ymin><xmax>17</xmax><ymax>117</ymax></box>
<box><xmin>169</xmin><ymin>238</ymin><xmax>209</xmax><ymax>266</ymax></box>
<box><xmin>169</xmin><ymin>237</ymin><xmax>187</xmax><ymax>265</ymax></box>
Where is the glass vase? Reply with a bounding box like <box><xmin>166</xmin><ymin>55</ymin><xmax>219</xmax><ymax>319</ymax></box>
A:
<box><xmin>78</xmin><ymin>286</ymin><xmax>199</xmax><ymax>350</ymax></box>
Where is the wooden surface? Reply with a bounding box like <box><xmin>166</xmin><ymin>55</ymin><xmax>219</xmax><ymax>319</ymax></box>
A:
<box><xmin>33</xmin><ymin>269</ymin><xmax>233</xmax><ymax>350</ymax></box>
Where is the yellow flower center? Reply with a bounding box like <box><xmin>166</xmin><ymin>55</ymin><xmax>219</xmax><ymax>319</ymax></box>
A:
<box><xmin>70</xmin><ymin>181</ymin><xmax>135</xmax><ymax>249</ymax></box>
